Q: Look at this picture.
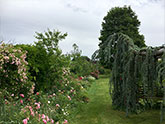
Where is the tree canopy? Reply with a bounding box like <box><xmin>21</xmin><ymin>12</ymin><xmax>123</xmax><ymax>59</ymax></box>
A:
<box><xmin>98</xmin><ymin>6</ymin><xmax>146</xmax><ymax>68</ymax></box>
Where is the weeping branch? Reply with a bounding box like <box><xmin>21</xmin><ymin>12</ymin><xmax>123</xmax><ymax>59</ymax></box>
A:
<box><xmin>103</xmin><ymin>33</ymin><xmax>165</xmax><ymax>123</ymax></box>
<box><xmin>139</xmin><ymin>47</ymin><xmax>165</xmax><ymax>57</ymax></box>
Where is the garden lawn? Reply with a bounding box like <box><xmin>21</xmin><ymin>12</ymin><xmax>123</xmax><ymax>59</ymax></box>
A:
<box><xmin>70</xmin><ymin>76</ymin><xmax>161</xmax><ymax>124</ymax></box>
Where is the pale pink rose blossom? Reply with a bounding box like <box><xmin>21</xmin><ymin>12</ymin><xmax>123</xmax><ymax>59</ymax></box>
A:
<box><xmin>56</xmin><ymin>104</ymin><xmax>60</xmax><ymax>107</ymax></box>
<box><xmin>39</xmin><ymin>114</ymin><xmax>41</xmax><ymax>120</ymax></box>
<box><xmin>42</xmin><ymin>114</ymin><xmax>46</xmax><ymax>119</ymax></box>
<box><xmin>31</xmin><ymin>111</ymin><xmax>35</xmax><ymax>116</ymax></box>
<box><xmin>11</xmin><ymin>61</ymin><xmax>15</xmax><ymax>64</ymax></box>
<box><xmin>67</xmin><ymin>96</ymin><xmax>71</xmax><ymax>101</ymax></box>
<box><xmin>35</xmin><ymin>102</ymin><xmax>40</xmax><ymax>109</ymax></box>
<box><xmin>51</xmin><ymin>119</ymin><xmax>54</xmax><ymax>123</ymax></box>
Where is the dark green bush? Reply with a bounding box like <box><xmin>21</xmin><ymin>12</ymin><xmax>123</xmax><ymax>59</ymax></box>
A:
<box><xmin>15</xmin><ymin>29</ymin><xmax>70</xmax><ymax>92</ymax></box>
<box><xmin>69</xmin><ymin>44</ymin><xmax>97</xmax><ymax>77</ymax></box>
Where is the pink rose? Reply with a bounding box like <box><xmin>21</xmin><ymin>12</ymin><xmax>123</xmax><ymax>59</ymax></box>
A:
<box><xmin>20</xmin><ymin>100</ymin><xmax>23</xmax><ymax>104</ymax></box>
<box><xmin>42</xmin><ymin>114</ymin><xmax>45</xmax><ymax>119</ymax></box>
<box><xmin>51</xmin><ymin>119</ymin><xmax>54</xmax><ymax>123</ymax></box>
<box><xmin>20</xmin><ymin>94</ymin><xmax>24</xmax><ymax>98</ymax></box>
<box><xmin>46</xmin><ymin>116</ymin><xmax>49</xmax><ymax>121</ymax></box>
<box><xmin>56</xmin><ymin>104</ymin><xmax>60</xmax><ymax>107</ymax></box>
<box><xmin>35</xmin><ymin>102</ymin><xmax>40</xmax><ymax>109</ymax></box>
<box><xmin>23</xmin><ymin>119</ymin><xmax>28</xmax><ymax>124</ymax></box>
<box><xmin>39</xmin><ymin>114</ymin><xmax>41</xmax><ymax>120</ymax></box>
<box><xmin>43</xmin><ymin>119</ymin><xmax>47</xmax><ymax>124</ymax></box>
<box><xmin>63</xmin><ymin>119</ymin><xmax>68</xmax><ymax>124</ymax></box>
<box><xmin>36</xmin><ymin>92</ymin><xmax>39</xmax><ymax>95</ymax></box>
<box><xmin>31</xmin><ymin>111</ymin><xmax>35</xmax><ymax>116</ymax></box>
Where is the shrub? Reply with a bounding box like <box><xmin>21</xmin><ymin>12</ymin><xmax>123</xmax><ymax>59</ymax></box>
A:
<box><xmin>70</xmin><ymin>44</ymin><xmax>97</xmax><ymax>77</ymax></box>
<box><xmin>16</xmin><ymin>29</ymin><xmax>70</xmax><ymax>92</ymax></box>
<box><xmin>86</xmin><ymin>75</ymin><xmax>96</xmax><ymax>81</ymax></box>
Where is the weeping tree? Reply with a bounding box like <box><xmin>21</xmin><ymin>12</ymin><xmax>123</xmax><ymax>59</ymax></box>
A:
<box><xmin>93</xmin><ymin>33</ymin><xmax>165</xmax><ymax>123</ymax></box>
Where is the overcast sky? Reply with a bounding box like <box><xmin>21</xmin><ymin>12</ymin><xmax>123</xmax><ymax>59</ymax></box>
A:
<box><xmin>0</xmin><ymin>0</ymin><xmax>165</xmax><ymax>57</ymax></box>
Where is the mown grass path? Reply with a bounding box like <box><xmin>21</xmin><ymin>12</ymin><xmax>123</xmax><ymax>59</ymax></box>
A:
<box><xmin>70</xmin><ymin>76</ymin><xmax>161</xmax><ymax>124</ymax></box>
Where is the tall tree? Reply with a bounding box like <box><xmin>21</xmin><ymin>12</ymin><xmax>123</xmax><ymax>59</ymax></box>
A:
<box><xmin>98</xmin><ymin>6</ymin><xmax>146</xmax><ymax>68</ymax></box>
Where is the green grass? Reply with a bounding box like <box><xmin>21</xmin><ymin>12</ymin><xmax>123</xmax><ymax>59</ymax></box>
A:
<box><xmin>70</xmin><ymin>77</ymin><xmax>162</xmax><ymax>124</ymax></box>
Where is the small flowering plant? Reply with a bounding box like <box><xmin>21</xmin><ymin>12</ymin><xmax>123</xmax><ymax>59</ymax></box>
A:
<box><xmin>0</xmin><ymin>42</ymin><xmax>32</xmax><ymax>95</ymax></box>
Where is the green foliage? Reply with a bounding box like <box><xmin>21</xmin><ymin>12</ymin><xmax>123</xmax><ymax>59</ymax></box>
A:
<box><xmin>71</xmin><ymin>57</ymin><xmax>95</xmax><ymax>76</ymax></box>
<box><xmin>98</xmin><ymin>6</ymin><xmax>146</xmax><ymax>68</ymax></box>
<box><xmin>158</xmin><ymin>53</ymin><xmax>165</xmax><ymax>123</ymax></box>
<box><xmin>16</xmin><ymin>29</ymin><xmax>70</xmax><ymax>92</ymax></box>
<box><xmin>70</xmin><ymin>44</ymin><xmax>97</xmax><ymax>77</ymax></box>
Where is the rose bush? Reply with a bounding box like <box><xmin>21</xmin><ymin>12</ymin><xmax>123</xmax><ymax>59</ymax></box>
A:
<box><xmin>0</xmin><ymin>42</ymin><xmax>32</xmax><ymax>95</ymax></box>
<box><xmin>0</xmin><ymin>73</ymin><xmax>89</xmax><ymax>124</ymax></box>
